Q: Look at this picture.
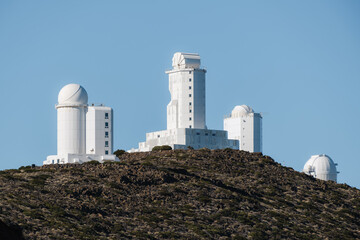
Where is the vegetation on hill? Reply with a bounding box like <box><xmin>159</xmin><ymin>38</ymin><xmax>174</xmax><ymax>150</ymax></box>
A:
<box><xmin>0</xmin><ymin>149</ymin><xmax>359</xmax><ymax>239</ymax></box>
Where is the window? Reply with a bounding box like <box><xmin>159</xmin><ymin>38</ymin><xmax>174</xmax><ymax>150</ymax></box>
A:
<box><xmin>105</xmin><ymin>141</ymin><xmax>109</xmax><ymax>147</ymax></box>
<box><xmin>189</xmin><ymin>117</ymin><xmax>192</xmax><ymax>121</ymax></box>
<box><xmin>105</xmin><ymin>132</ymin><xmax>109</xmax><ymax>138</ymax></box>
<box><xmin>212</xmin><ymin>133</ymin><xmax>216</xmax><ymax>136</ymax></box>
<box><xmin>189</xmin><ymin>86</ymin><xmax>191</xmax><ymax>90</ymax></box>
<box><xmin>205</xmin><ymin>133</ymin><xmax>208</xmax><ymax>136</ymax></box>
<box><xmin>189</xmin><ymin>125</ymin><xmax>192</xmax><ymax>128</ymax></box>
<box><xmin>157</xmin><ymin>135</ymin><xmax>160</xmax><ymax>138</ymax></box>
<box><xmin>196</xmin><ymin>133</ymin><xmax>200</xmax><ymax>135</ymax></box>
<box><xmin>189</xmin><ymin>71</ymin><xmax>192</xmax><ymax>74</ymax></box>
<box><xmin>105</xmin><ymin>113</ymin><xmax>109</xmax><ymax>119</ymax></box>
<box><xmin>189</xmin><ymin>109</ymin><xmax>192</xmax><ymax>113</ymax></box>
<box><xmin>105</xmin><ymin>122</ymin><xmax>109</xmax><ymax>128</ymax></box>
<box><xmin>189</xmin><ymin>102</ymin><xmax>192</xmax><ymax>106</ymax></box>
<box><xmin>105</xmin><ymin>150</ymin><xmax>109</xmax><ymax>155</ymax></box>
<box><xmin>189</xmin><ymin>94</ymin><xmax>191</xmax><ymax>97</ymax></box>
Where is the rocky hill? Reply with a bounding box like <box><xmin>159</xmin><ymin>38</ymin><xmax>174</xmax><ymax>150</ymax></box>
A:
<box><xmin>0</xmin><ymin>149</ymin><xmax>359</xmax><ymax>239</ymax></box>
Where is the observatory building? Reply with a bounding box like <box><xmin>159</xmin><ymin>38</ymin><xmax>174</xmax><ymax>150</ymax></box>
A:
<box><xmin>44</xmin><ymin>84</ymin><xmax>118</xmax><ymax>165</ymax></box>
<box><xmin>303</xmin><ymin>154</ymin><xmax>339</xmax><ymax>182</ymax></box>
<box><xmin>129</xmin><ymin>52</ymin><xmax>238</xmax><ymax>152</ymax></box>
<box><xmin>224</xmin><ymin>105</ymin><xmax>262</xmax><ymax>152</ymax></box>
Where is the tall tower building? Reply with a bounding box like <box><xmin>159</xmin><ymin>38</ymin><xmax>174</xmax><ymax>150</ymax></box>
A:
<box><xmin>45</xmin><ymin>84</ymin><xmax>117</xmax><ymax>165</ymax></box>
<box><xmin>166</xmin><ymin>53</ymin><xmax>206</xmax><ymax>130</ymax></box>
<box><xmin>224</xmin><ymin>105</ymin><xmax>262</xmax><ymax>152</ymax></box>
<box><xmin>129</xmin><ymin>52</ymin><xmax>238</xmax><ymax>152</ymax></box>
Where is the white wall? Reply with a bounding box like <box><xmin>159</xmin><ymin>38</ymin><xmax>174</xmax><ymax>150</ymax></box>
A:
<box><xmin>86</xmin><ymin>106</ymin><xmax>113</xmax><ymax>155</ymax></box>
<box><xmin>132</xmin><ymin>128</ymin><xmax>238</xmax><ymax>152</ymax></box>
<box><xmin>57</xmin><ymin>106</ymin><xmax>86</xmax><ymax>155</ymax></box>
<box><xmin>224</xmin><ymin>112</ymin><xmax>262</xmax><ymax>152</ymax></box>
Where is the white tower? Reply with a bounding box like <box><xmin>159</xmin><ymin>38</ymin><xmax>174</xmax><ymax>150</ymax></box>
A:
<box><xmin>166</xmin><ymin>52</ymin><xmax>206</xmax><ymax>130</ymax></box>
<box><xmin>224</xmin><ymin>105</ymin><xmax>262</xmax><ymax>152</ymax></box>
<box><xmin>57</xmin><ymin>84</ymin><xmax>88</xmax><ymax>155</ymax></box>
<box><xmin>45</xmin><ymin>84</ymin><xmax>118</xmax><ymax>165</ymax></box>
<box><xmin>303</xmin><ymin>154</ymin><xmax>339</xmax><ymax>182</ymax></box>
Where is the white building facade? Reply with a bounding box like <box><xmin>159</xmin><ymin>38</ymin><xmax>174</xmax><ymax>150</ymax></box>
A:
<box><xmin>224</xmin><ymin>105</ymin><xmax>262</xmax><ymax>152</ymax></box>
<box><xmin>45</xmin><ymin>84</ymin><xmax>118</xmax><ymax>165</ymax></box>
<box><xmin>129</xmin><ymin>52</ymin><xmax>238</xmax><ymax>152</ymax></box>
<box><xmin>303</xmin><ymin>154</ymin><xmax>339</xmax><ymax>182</ymax></box>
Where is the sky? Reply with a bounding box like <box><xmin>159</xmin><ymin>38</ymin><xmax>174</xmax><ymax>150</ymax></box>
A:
<box><xmin>0</xmin><ymin>1</ymin><xmax>359</xmax><ymax>188</ymax></box>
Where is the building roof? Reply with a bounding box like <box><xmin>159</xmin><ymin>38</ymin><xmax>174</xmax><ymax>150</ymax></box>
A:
<box><xmin>231</xmin><ymin>105</ymin><xmax>254</xmax><ymax>117</ymax></box>
<box><xmin>172</xmin><ymin>52</ymin><xmax>201</xmax><ymax>70</ymax></box>
<box><xmin>58</xmin><ymin>83</ymin><xmax>88</xmax><ymax>106</ymax></box>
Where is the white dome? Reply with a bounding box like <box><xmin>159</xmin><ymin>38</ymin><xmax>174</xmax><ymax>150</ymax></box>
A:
<box><xmin>303</xmin><ymin>154</ymin><xmax>338</xmax><ymax>182</ymax></box>
<box><xmin>231</xmin><ymin>105</ymin><xmax>254</xmax><ymax>117</ymax></box>
<box><xmin>58</xmin><ymin>84</ymin><xmax>88</xmax><ymax>106</ymax></box>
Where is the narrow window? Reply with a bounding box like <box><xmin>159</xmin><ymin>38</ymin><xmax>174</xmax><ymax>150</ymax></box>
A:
<box><xmin>189</xmin><ymin>117</ymin><xmax>192</xmax><ymax>121</ymax></box>
<box><xmin>189</xmin><ymin>102</ymin><xmax>192</xmax><ymax>106</ymax></box>
<box><xmin>105</xmin><ymin>113</ymin><xmax>109</xmax><ymax>119</ymax></box>
<box><xmin>189</xmin><ymin>109</ymin><xmax>192</xmax><ymax>113</ymax></box>
<box><xmin>105</xmin><ymin>132</ymin><xmax>109</xmax><ymax>138</ymax></box>
<box><xmin>105</xmin><ymin>122</ymin><xmax>109</xmax><ymax>128</ymax></box>
<box><xmin>105</xmin><ymin>141</ymin><xmax>109</xmax><ymax>147</ymax></box>
<box><xmin>189</xmin><ymin>71</ymin><xmax>192</xmax><ymax>74</ymax></box>
<box><xmin>189</xmin><ymin>86</ymin><xmax>191</xmax><ymax>90</ymax></box>
<box><xmin>189</xmin><ymin>94</ymin><xmax>191</xmax><ymax>97</ymax></box>
<box><xmin>105</xmin><ymin>150</ymin><xmax>109</xmax><ymax>155</ymax></box>
<box><xmin>189</xmin><ymin>125</ymin><xmax>192</xmax><ymax>128</ymax></box>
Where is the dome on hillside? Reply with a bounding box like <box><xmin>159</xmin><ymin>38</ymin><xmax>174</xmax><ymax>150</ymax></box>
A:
<box><xmin>231</xmin><ymin>105</ymin><xmax>254</xmax><ymax>117</ymax></box>
<box><xmin>58</xmin><ymin>84</ymin><xmax>88</xmax><ymax>106</ymax></box>
<box><xmin>303</xmin><ymin>154</ymin><xmax>338</xmax><ymax>182</ymax></box>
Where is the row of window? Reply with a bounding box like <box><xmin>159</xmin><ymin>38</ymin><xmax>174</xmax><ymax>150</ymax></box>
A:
<box><xmin>195</xmin><ymin>132</ymin><xmax>216</xmax><ymax>136</ymax></box>
<box><xmin>105</xmin><ymin>113</ymin><xmax>110</xmax><ymax>154</ymax></box>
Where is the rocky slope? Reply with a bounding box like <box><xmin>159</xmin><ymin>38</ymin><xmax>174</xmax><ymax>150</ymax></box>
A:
<box><xmin>0</xmin><ymin>149</ymin><xmax>359</xmax><ymax>239</ymax></box>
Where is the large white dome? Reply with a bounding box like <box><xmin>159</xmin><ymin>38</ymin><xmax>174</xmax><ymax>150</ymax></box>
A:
<box><xmin>58</xmin><ymin>84</ymin><xmax>88</xmax><ymax>106</ymax></box>
<box><xmin>303</xmin><ymin>154</ymin><xmax>338</xmax><ymax>182</ymax></box>
<box><xmin>231</xmin><ymin>105</ymin><xmax>254</xmax><ymax>117</ymax></box>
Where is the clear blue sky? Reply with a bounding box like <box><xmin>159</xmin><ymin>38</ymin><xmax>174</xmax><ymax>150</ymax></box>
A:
<box><xmin>0</xmin><ymin>1</ymin><xmax>359</xmax><ymax>188</ymax></box>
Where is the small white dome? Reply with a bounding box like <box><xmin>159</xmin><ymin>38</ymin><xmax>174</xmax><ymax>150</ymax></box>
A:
<box><xmin>231</xmin><ymin>105</ymin><xmax>254</xmax><ymax>117</ymax></box>
<box><xmin>58</xmin><ymin>84</ymin><xmax>88</xmax><ymax>106</ymax></box>
<box><xmin>303</xmin><ymin>154</ymin><xmax>338</xmax><ymax>182</ymax></box>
